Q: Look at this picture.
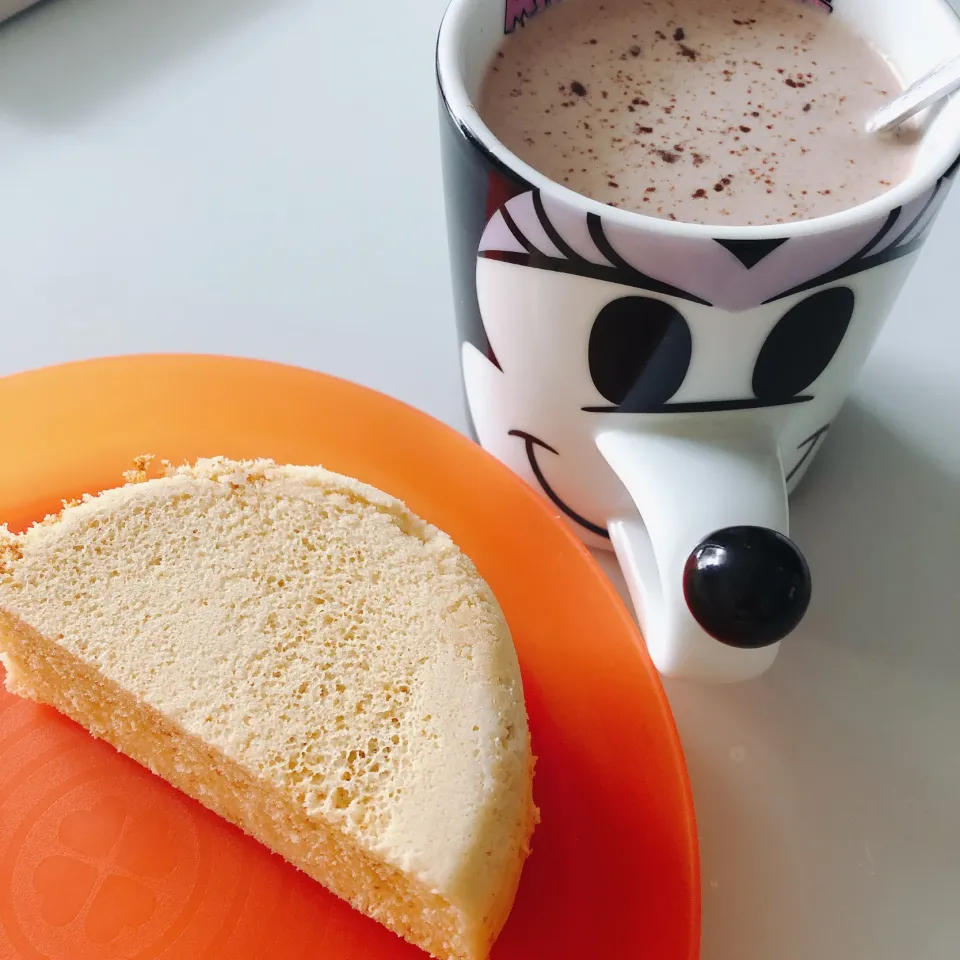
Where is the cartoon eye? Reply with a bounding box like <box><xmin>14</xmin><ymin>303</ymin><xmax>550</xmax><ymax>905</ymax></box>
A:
<box><xmin>588</xmin><ymin>296</ymin><xmax>692</xmax><ymax>410</ymax></box>
<box><xmin>752</xmin><ymin>287</ymin><xmax>855</xmax><ymax>404</ymax></box>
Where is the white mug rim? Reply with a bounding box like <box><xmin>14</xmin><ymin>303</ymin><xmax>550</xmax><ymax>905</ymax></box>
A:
<box><xmin>437</xmin><ymin>0</ymin><xmax>960</xmax><ymax>241</ymax></box>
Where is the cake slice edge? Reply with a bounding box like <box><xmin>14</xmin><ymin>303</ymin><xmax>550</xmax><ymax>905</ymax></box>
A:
<box><xmin>0</xmin><ymin>609</ymin><xmax>494</xmax><ymax>960</ymax></box>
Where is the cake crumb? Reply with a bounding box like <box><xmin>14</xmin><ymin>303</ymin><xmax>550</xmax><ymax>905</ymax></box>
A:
<box><xmin>0</xmin><ymin>532</ymin><xmax>23</xmax><ymax>577</ymax></box>
<box><xmin>123</xmin><ymin>454</ymin><xmax>156</xmax><ymax>484</ymax></box>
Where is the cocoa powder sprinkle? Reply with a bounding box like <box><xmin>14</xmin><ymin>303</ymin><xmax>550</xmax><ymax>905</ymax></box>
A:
<box><xmin>477</xmin><ymin>0</ymin><xmax>915</xmax><ymax>226</ymax></box>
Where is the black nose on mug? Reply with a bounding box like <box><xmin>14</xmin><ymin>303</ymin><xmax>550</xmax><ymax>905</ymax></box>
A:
<box><xmin>682</xmin><ymin>526</ymin><xmax>812</xmax><ymax>649</ymax></box>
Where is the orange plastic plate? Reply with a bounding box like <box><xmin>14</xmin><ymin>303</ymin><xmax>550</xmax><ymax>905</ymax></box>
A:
<box><xmin>0</xmin><ymin>355</ymin><xmax>699</xmax><ymax>960</ymax></box>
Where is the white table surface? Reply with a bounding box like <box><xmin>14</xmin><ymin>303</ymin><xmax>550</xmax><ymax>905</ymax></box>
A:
<box><xmin>0</xmin><ymin>1</ymin><xmax>957</xmax><ymax>957</ymax></box>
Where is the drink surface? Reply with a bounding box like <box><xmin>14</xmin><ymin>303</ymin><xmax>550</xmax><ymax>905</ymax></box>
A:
<box><xmin>477</xmin><ymin>0</ymin><xmax>915</xmax><ymax>225</ymax></box>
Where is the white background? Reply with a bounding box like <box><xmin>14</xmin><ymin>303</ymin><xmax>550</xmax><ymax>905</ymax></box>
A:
<box><xmin>0</xmin><ymin>0</ymin><xmax>957</xmax><ymax>957</ymax></box>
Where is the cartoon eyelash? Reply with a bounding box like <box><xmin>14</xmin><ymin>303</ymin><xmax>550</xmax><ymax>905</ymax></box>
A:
<box><xmin>477</xmin><ymin>166</ymin><xmax>954</xmax><ymax>309</ymax></box>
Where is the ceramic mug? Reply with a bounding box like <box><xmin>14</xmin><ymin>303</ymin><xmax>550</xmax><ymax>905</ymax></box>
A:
<box><xmin>436</xmin><ymin>0</ymin><xmax>960</xmax><ymax>682</ymax></box>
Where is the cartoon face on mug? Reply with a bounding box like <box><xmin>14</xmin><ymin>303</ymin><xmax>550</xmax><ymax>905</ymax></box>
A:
<box><xmin>461</xmin><ymin>180</ymin><xmax>949</xmax><ymax>547</ymax></box>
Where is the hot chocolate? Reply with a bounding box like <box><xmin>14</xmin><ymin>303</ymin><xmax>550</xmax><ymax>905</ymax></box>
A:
<box><xmin>477</xmin><ymin>0</ymin><xmax>917</xmax><ymax>225</ymax></box>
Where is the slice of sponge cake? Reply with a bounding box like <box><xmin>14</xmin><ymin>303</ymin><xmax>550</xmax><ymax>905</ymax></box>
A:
<box><xmin>0</xmin><ymin>457</ymin><xmax>536</xmax><ymax>960</ymax></box>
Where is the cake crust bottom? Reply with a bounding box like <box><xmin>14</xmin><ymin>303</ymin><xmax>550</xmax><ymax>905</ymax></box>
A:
<box><xmin>0</xmin><ymin>611</ymin><xmax>483</xmax><ymax>960</ymax></box>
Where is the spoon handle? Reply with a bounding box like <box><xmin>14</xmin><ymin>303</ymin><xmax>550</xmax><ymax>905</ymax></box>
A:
<box><xmin>866</xmin><ymin>54</ymin><xmax>960</xmax><ymax>134</ymax></box>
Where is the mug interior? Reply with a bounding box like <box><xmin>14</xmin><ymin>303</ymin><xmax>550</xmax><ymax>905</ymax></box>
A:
<box><xmin>438</xmin><ymin>0</ymin><xmax>960</xmax><ymax>239</ymax></box>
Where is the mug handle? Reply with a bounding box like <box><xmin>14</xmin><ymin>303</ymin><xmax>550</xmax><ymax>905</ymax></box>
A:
<box><xmin>596</xmin><ymin>423</ymin><xmax>812</xmax><ymax>682</ymax></box>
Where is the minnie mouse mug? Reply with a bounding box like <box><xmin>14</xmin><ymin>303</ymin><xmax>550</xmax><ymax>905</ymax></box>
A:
<box><xmin>437</xmin><ymin>0</ymin><xmax>960</xmax><ymax>682</ymax></box>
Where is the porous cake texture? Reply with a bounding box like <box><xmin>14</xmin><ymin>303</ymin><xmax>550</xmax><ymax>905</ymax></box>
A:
<box><xmin>0</xmin><ymin>457</ymin><xmax>537</xmax><ymax>960</ymax></box>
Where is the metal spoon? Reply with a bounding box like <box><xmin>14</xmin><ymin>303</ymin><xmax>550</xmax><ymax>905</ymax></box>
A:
<box><xmin>866</xmin><ymin>54</ymin><xmax>960</xmax><ymax>135</ymax></box>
